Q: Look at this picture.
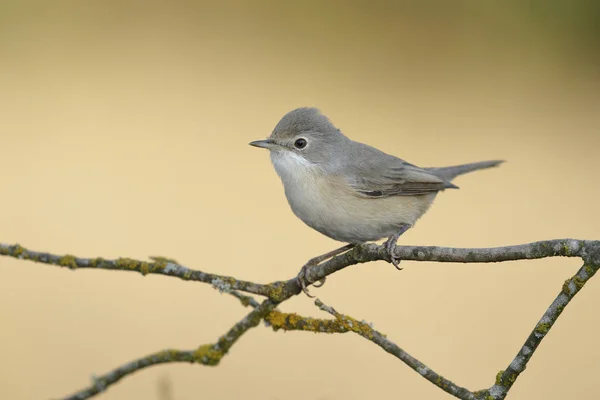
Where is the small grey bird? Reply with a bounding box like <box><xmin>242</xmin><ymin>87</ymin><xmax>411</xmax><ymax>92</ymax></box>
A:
<box><xmin>250</xmin><ymin>107</ymin><xmax>503</xmax><ymax>295</ymax></box>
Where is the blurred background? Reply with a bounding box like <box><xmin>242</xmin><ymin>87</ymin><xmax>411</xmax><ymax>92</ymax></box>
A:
<box><xmin>1</xmin><ymin>1</ymin><xmax>599</xmax><ymax>399</ymax></box>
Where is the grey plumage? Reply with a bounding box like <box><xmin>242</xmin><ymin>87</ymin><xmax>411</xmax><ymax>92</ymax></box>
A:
<box><xmin>424</xmin><ymin>160</ymin><xmax>504</xmax><ymax>183</ymax></box>
<box><xmin>250</xmin><ymin>107</ymin><xmax>503</xmax><ymax>245</ymax></box>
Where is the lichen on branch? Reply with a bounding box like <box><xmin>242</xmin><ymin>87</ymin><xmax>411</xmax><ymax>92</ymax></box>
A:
<box><xmin>2</xmin><ymin>238</ymin><xmax>599</xmax><ymax>400</ymax></box>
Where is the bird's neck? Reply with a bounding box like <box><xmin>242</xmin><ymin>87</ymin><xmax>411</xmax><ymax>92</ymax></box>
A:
<box><xmin>270</xmin><ymin>151</ymin><xmax>323</xmax><ymax>192</ymax></box>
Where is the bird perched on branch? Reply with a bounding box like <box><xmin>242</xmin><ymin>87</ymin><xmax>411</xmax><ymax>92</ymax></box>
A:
<box><xmin>250</xmin><ymin>107</ymin><xmax>503</xmax><ymax>295</ymax></box>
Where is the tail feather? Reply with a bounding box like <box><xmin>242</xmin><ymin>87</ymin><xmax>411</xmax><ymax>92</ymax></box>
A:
<box><xmin>425</xmin><ymin>160</ymin><xmax>504</xmax><ymax>182</ymax></box>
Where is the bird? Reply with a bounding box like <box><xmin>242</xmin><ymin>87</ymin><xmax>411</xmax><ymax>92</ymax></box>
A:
<box><xmin>250</xmin><ymin>107</ymin><xmax>503</xmax><ymax>295</ymax></box>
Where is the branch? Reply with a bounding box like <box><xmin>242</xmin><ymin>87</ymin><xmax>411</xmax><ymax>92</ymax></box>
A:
<box><xmin>64</xmin><ymin>299</ymin><xmax>277</xmax><ymax>400</ymax></box>
<box><xmin>3</xmin><ymin>239</ymin><xmax>596</xmax><ymax>303</ymax></box>
<box><xmin>486</xmin><ymin>259</ymin><xmax>599</xmax><ymax>399</ymax></box>
<box><xmin>301</xmin><ymin>239</ymin><xmax>600</xmax><ymax>288</ymax></box>
<box><xmin>0</xmin><ymin>243</ymin><xmax>273</xmax><ymax>297</ymax></box>
<box><xmin>314</xmin><ymin>299</ymin><xmax>478</xmax><ymax>400</ymax></box>
<box><xmin>3</xmin><ymin>239</ymin><xmax>600</xmax><ymax>400</ymax></box>
<box><xmin>229</xmin><ymin>289</ymin><xmax>353</xmax><ymax>334</ymax></box>
<box><xmin>64</xmin><ymin>349</ymin><xmax>197</xmax><ymax>400</ymax></box>
<box><xmin>309</xmin><ymin>240</ymin><xmax>599</xmax><ymax>400</ymax></box>
<box><xmin>265</xmin><ymin>309</ymin><xmax>355</xmax><ymax>333</ymax></box>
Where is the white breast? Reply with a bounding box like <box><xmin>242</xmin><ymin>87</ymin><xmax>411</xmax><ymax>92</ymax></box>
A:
<box><xmin>270</xmin><ymin>150</ymin><xmax>333</xmax><ymax>229</ymax></box>
<box><xmin>270</xmin><ymin>151</ymin><xmax>324</xmax><ymax>212</ymax></box>
<box><xmin>270</xmin><ymin>150</ymin><xmax>318</xmax><ymax>184</ymax></box>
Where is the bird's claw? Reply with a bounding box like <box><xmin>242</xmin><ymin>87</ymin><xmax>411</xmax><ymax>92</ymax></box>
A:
<box><xmin>313</xmin><ymin>277</ymin><xmax>326</xmax><ymax>288</ymax></box>
<box><xmin>296</xmin><ymin>244</ymin><xmax>356</xmax><ymax>297</ymax></box>
<box><xmin>386</xmin><ymin>242</ymin><xmax>403</xmax><ymax>270</ymax></box>
<box><xmin>384</xmin><ymin>232</ymin><xmax>405</xmax><ymax>270</ymax></box>
<box><xmin>297</xmin><ymin>264</ymin><xmax>316</xmax><ymax>298</ymax></box>
<box><xmin>391</xmin><ymin>256</ymin><xmax>403</xmax><ymax>270</ymax></box>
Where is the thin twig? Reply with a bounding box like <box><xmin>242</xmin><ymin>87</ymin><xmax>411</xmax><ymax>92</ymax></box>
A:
<box><xmin>265</xmin><ymin>309</ymin><xmax>355</xmax><ymax>333</ymax></box>
<box><xmin>315</xmin><ymin>299</ymin><xmax>477</xmax><ymax>400</ymax></box>
<box><xmin>486</xmin><ymin>259</ymin><xmax>600</xmax><ymax>399</ymax></box>
<box><xmin>0</xmin><ymin>243</ymin><xmax>271</xmax><ymax>297</ymax></box>
<box><xmin>302</xmin><ymin>239</ymin><xmax>595</xmax><ymax>287</ymax></box>
<box><xmin>63</xmin><ymin>300</ymin><xmax>277</xmax><ymax>400</ymax></box>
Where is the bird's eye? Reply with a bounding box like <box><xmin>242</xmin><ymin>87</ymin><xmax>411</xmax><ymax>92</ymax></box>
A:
<box><xmin>294</xmin><ymin>138</ymin><xmax>307</xmax><ymax>149</ymax></box>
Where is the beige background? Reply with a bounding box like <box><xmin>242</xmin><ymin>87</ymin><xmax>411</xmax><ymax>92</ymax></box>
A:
<box><xmin>1</xmin><ymin>2</ymin><xmax>599</xmax><ymax>399</ymax></box>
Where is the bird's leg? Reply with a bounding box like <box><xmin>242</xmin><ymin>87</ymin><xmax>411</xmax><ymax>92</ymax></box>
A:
<box><xmin>383</xmin><ymin>224</ymin><xmax>411</xmax><ymax>270</ymax></box>
<box><xmin>297</xmin><ymin>244</ymin><xmax>356</xmax><ymax>297</ymax></box>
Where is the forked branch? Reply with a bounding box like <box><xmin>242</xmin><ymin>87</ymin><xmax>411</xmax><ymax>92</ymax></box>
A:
<box><xmin>1</xmin><ymin>239</ymin><xmax>598</xmax><ymax>400</ymax></box>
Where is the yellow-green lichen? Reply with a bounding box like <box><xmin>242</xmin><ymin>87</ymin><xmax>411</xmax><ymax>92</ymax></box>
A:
<box><xmin>148</xmin><ymin>255</ymin><xmax>180</xmax><ymax>273</ymax></box>
<box><xmin>223</xmin><ymin>277</ymin><xmax>237</xmax><ymax>286</ymax></box>
<box><xmin>193</xmin><ymin>344</ymin><xmax>223</xmax><ymax>366</ymax></box>
<box><xmin>58</xmin><ymin>255</ymin><xmax>77</xmax><ymax>269</ymax></box>
<box><xmin>140</xmin><ymin>262</ymin><xmax>150</xmax><ymax>275</ymax></box>
<box><xmin>239</xmin><ymin>296</ymin><xmax>252</xmax><ymax>307</ymax></box>
<box><xmin>495</xmin><ymin>370</ymin><xmax>505</xmax><ymax>385</ymax></box>
<box><xmin>337</xmin><ymin>315</ymin><xmax>375</xmax><ymax>339</ymax></box>
<box><xmin>115</xmin><ymin>258</ymin><xmax>140</xmax><ymax>270</ymax></box>
<box><xmin>13</xmin><ymin>244</ymin><xmax>25</xmax><ymax>257</ymax></box>
<box><xmin>156</xmin><ymin>349</ymin><xmax>181</xmax><ymax>360</ymax></box>
<box><xmin>536</xmin><ymin>322</ymin><xmax>550</xmax><ymax>334</ymax></box>
<box><xmin>150</xmin><ymin>260</ymin><xmax>167</xmax><ymax>272</ymax></box>
<box><xmin>473</xmin><ymin>390</ymin><xmax>493</xmax><ymax>400</ymax></box>
<box><xmin>115</xmin><ymin>258</ymin><xmax>154</xmax><ymax>276</ymax></box>
<box><xmin>88</xmin><ymin>257</ymin><xmax>103</xmax><ymax>268</ymax></box>
<box><xmin>585</xmin><ymin>264</ymin><xmax>594</xmax><ymax>276</ymax></box>
<box><xmin>563</xmin><ymin>275</ymin><xmax>586</xmax><ymax>294</ymax></box>
<box><xmin>350</xmin><ymin>245</ymin><xmax>370</xmax><ymax>262</ymax></box>
<box><xmin>265</xmin><ymin>310</ymin><xmax>283</xmax><ymax>329</ymax></box>
<box><xmin>266</xmin><ymin>310</ymin><xmax>353</xmax><ymax>333</ymax></box>
<box><xmin>149</xmin><ymin>256</ymin><xmax>179</xmax><ymax>264</ymax></box>
<box><xmin>573</xmin><ymin>276</ymin><xmax>585</xmax><ymax>290</ymax></box>
<box><xmin>562</xmin><ymin>278</ymin><xmax>572</xmax><ymax>295</ymax></box>
<box><xmin>156</xmin><ymin>350</ymin><xmax>169</xmax><ymax>359</ymax></box>
<box><xmin>182</xmin><ymin>269</ymin><xmax>193</xmax><ymax>280</ymax></box>
<box><xmin>267</xmin><ymin>310</ymin><xmax>325</xmax><ymax>332</ymax></box>
<box><xmin>266</xmin><ymin>310</ymin><xmax>294</xmax><ymax>330</ymax></box>
<box><xmin>267</xmin><ymin>282</ymin><xmax>287</xmax><ymax>301</ymax></box>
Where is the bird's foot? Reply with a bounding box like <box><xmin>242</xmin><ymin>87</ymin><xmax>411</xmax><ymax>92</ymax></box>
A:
<box><xmin>384</xmin><ymin>225</ymin><xmax>411</xmax><ymax>270</ymax></box>
<box><xmin>296</xmin><ymin>244</ymin><xmax>356</xmax><ymax>297</ymax></box>
<box><xmin>296</xmin><ymin>263</ymin><xmax>324</xmax><ymax>298</ymax></box>
<box><xmin>384</xmin><ymin>237</ymin><xmax>402</xmax><ymax>269</ymax></box>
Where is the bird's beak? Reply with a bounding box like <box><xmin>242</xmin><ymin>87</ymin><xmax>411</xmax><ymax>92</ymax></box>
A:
<box><xmin>249</xmin><ymin>139</ymin><xmax>277</xmax><ymax>149</ymax></box>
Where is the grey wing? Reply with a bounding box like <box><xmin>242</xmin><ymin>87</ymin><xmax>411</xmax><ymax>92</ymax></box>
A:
<box><xmin>344</xmin><ymin>144</ymin><xmax>457</xmax><ymax>197</ymax></box>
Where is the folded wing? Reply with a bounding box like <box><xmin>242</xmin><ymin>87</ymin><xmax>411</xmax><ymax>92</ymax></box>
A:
<box><xmin>344</xmin><ymin>143</ymin><xmax>457</xmax><ymax>197</ymax></box>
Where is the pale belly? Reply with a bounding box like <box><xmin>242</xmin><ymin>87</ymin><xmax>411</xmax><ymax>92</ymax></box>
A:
<box><xmin>282</xmin><ymin>171</ymin><xmax>437</xmax><ymax>244</ymax></box>
<box><xmin>270</xmin><ymin>150</ymin><xmax>437</xmax><ymax>243</ymax></box>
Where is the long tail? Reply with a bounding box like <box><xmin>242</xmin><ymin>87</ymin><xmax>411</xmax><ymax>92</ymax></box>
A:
<box><xmin>425</xmin><ymin>160</ymin><xmax>504</xmax><ymax>182</ymax></box>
